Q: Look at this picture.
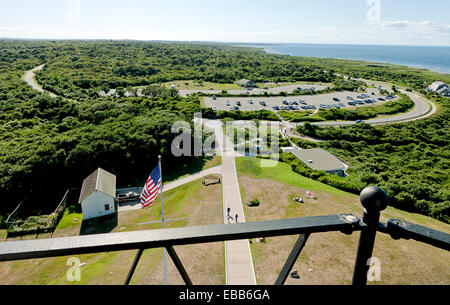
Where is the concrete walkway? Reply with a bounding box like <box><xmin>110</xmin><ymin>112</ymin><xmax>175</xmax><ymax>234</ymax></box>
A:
<box><xmin>119</xmin><ymin>118</ymin><xmax>257</xmax><ymax>284</ymax></box>
<box><xmin>202</xmin><ymin>119</ymin><xmax>257</xmax><ymax>285</ymax></box>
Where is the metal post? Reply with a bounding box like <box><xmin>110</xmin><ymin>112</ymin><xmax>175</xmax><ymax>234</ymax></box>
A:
<box><xmin>275</xmin><ymin>234</ymin><xmax>309</xmax><ymax>285</ymax></box>
<box><xmin>166</xmin><ymin>246</ymin><xmax>193</xmax><ymax>285</ymax></box>
<box><xmin>159</xmin><ymin>155</ymin><xmax>168</xmax><ymax>285</ymax></box>
<box><xmin>125</xmin><ymin>249</ymin><xmax>144</xmax><ymax>285</ymax></box>
<box><xmin>352</xmin><ymin>186</ymin><xmax>388</xmax><ymax>286</ymax></box>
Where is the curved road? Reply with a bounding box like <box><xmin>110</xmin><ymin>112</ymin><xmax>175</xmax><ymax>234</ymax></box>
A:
<box><xmin>24</xmin><ymin>64</ymin><xmax>437</xmax><ymax>127</ymax></box>
<box><xmin>23</xmin><ymin>65</ymin><xmax>57</xmax><ymax>98</ymax></box>
<box><xmin>310</xmin><ymin>90</ymin><xmax>436</xmax><ymax>127</ymax></box>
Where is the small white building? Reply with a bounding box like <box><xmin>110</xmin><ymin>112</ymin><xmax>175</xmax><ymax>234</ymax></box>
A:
<box><xmin>79</xmin><ymin>168</ymin><xmax>117</xmax><ymax>220</ymax></box>
<box><xmin>236</xmin><ymin>79</ymin><xmax>256</xmax><ymax>88</ymax></box>
<box><xmin>428</xmin><ymin>81</ymin><xmax>450</xmax><ymax>97</ymax></box>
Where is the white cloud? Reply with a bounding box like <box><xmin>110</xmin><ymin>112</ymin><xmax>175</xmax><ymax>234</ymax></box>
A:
<box><xmin>378</xmin><ymin>20</ymin><xmax>412</xmax><ymax>29</ymax></box>
<box><xmin>375</xmin><ymin>19</ymin><xmax>450</xmax><ymax>35</ymax></box>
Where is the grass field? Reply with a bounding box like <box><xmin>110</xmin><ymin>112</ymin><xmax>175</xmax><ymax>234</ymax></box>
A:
<box><xmin>0</xmin><ymin>178</ymin><xmax>224</xmax><ymax>285</ymax></box>
<box><xmin>236</xmin><ymin>157</ymin><xmax>450</xmax><ymax>285</ymax></box>
<box><xmin>162</xmin><ymin>80</ymin><xmax>242</xmax><ymax>90</ymax></box>
<box><xmin>162</xmin><ymin>80</ymin><xmax>333</xmax><ymax>91</ymax></box>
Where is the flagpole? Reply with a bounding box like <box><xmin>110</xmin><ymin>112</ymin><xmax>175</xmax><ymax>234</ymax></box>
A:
<box><xmin>159</xmin><ymin>155</ymin><xmax>168</xmax><ymax>285</ymax></box>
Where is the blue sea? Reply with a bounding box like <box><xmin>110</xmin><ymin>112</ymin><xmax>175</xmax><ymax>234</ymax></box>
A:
<box><xmin>239</xmin><ymin>43</ymin><xmax>450</xmax><ymax>75</ymax></box>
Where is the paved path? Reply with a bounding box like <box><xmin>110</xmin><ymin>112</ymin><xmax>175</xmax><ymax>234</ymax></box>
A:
<box><xmin>201</xmin><ymin>119</ymin><xmax>257</xmax><ymax>285</ymax></box>
<box><xmin>307</xmin><ymin>90</ymin><xmax>435</xmax><ymax>127</ymax></box>
<box><xmin>23</xmin><ymin>65</ymin><xmax>57</xmax><ymax>98</ymax></box>
<box><xmin>119</xmin><ymin>118</ymin><xmax>257</xmax><ymax>285</ymax></box>
<box><xmin>118</xmin><ymin>166</ymin><xmax>223</xmax><ymax>212</ymax></box>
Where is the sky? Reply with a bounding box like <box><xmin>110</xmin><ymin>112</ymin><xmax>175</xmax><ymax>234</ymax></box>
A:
<box><xmin>0</xmin><ymin>0</ymin><xmax>449</xmax><ymax>46</ymax></box>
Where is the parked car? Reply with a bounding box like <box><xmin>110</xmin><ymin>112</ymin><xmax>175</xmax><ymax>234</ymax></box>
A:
<box><xmin>117</xmin><ymin>192</ymin><xmax>140</xmax><ymax>202</ymax></box>
<box><xmin>283</xmin><ymin>100</ymin><xmax>289</xmax><ymax>105</ymax></box>
<box><xmin>333</xmin><ymin>97</ymin><xmax>340</xmax><ymax>102</ymax></box>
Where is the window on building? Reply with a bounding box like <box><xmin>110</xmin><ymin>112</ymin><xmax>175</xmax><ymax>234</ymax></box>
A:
<box><xmin>105</xmin><ymin>204</ymin><xmax>110</xmax><ymax>211</ymax></box>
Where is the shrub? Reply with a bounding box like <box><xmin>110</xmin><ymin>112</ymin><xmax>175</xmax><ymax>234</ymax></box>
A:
<box><xmin>247</xmin><ymin>199</ymin><xmax>260</xmax><ymax>207</ymax></box>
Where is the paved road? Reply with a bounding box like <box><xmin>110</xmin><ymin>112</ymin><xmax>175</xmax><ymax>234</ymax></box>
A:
<box><xmin>23</xmin><ymin>65</ymin><xmax>57</xmax><ymax>98</ymax></box>
<box><xmin>25</xmin><ymin>64</ymin><xmax>436</xmax><ymax>127</ymax></box>
<box><xmin>309</xmin><ymin>90</ymin><xmax>435</xmax><ymax>127</ymax></box>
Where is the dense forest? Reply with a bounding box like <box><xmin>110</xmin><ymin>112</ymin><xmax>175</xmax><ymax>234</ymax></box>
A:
<box><xmin>0</xmin><ymin>39</ymin><xmax>449</xmax><ymax>225</ymax></box>
<box><xmin>31</xmin><ymin>41</ymin><xmax>335</xmax><ymax>99</ymax></box>
<box><xmin>0</xmin><ymin>40</ymin><xmax>207</xmax><ymax>220</ymax></box>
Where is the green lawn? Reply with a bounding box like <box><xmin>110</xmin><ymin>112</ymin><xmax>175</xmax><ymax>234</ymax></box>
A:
<box><xmin>162</xmin><ymin>80</ymin><xmax>242</xmax><ymax>90</ymax></box>
<box><xmin>236</xmin><ymin>157</ymin><xmax>348</xmax><ymax>196</ymax></box>
<box><xmin>162</xmin><ymin>80</ymin><xmax>334</xmax><ymax>91</ymax></box>
<box><xmin>0</xmin><ymin>230</ymin><xmax>6</xmax><ymax>241</ymax></box>
<box><xmin>236</xmin><ymin>156</ymin><xmax>450</xmax><ymax>285</ymax></box>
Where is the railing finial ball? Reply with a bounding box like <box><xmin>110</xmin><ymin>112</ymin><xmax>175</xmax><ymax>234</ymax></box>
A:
<box><xmin>360</xmin><ymin>186</ymin><xmax>388</xmax><ymax>213</ymax></box>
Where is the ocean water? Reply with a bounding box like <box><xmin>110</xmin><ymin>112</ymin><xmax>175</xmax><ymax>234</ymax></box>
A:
<box><xmin>240</xmin><ymin>43</ymin><xmax>450</xmax><ymax>75</ymax></box>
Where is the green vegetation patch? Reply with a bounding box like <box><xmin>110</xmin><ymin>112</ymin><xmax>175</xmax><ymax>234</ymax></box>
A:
<box><xmin>296</xmin><ymin>105</ymin><xmax>450</xmax><ymax>223</ymax></box>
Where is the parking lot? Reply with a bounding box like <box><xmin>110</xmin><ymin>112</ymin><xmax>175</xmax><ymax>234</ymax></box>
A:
<box><xmin>204</xmin><ymin>89</ymin><xmax>397</xmax><ymax>112</ymax></box>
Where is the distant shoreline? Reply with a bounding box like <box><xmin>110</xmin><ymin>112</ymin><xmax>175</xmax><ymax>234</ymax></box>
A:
<box><xmin>235</xmin><ymin>43</ymin><xmax>450</xmax><ymax>75</ymax></box>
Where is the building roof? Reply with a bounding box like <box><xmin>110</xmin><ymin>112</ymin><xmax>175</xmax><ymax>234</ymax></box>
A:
<box><xmin>437</xmin><ymin>87</ymin><xmax>450</xmax><ymax>95</ymax></box>
<box><xmin>291</xmin><ymin>148</ymin><xmax>345</xmax><ymax>171</ymax></box>
<box><xmin>428</xmin><ymin>81</ymin><xmax>448</xmax><ymax>92</ymax></box>
<box><xmin>79</xmin><ymin>168</ymin><xmax>116</xmax><ymax>203</ymax></box>
<box><xmin>236</xmin><ymin>79</ymin><xmax>255</xmax><ymax>86</ymax></box>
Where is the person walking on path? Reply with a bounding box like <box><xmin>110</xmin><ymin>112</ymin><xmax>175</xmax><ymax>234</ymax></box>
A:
<box><xmin>235</xmin><ymin>214</ymin><xmax>239</xmax><ymax>223</ymax></box>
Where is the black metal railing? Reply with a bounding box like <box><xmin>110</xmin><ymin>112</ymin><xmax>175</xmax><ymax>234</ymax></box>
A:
<box><xmin>0</xmin><ymin>186</ymin><xmax>449</xmax><ymax>285</ymax></box>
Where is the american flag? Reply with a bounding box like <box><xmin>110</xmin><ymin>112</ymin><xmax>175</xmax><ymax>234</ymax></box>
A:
<box><xmin>140</xmin><ymin>164</ymin><xmax>162</xmax><ymax>208</ymax></box>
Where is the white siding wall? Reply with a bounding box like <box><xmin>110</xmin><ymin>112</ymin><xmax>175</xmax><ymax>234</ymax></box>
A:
<box><xmin>81</xmin><ymin>191</ymin><xmax>116</xmax><ymax>220</ymax></box>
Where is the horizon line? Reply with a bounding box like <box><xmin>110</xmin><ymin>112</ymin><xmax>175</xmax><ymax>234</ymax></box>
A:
<box><xmin>1</xmin><ymin>37</ymin><xmax>449</xmax><ymax>48</ymax></box>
